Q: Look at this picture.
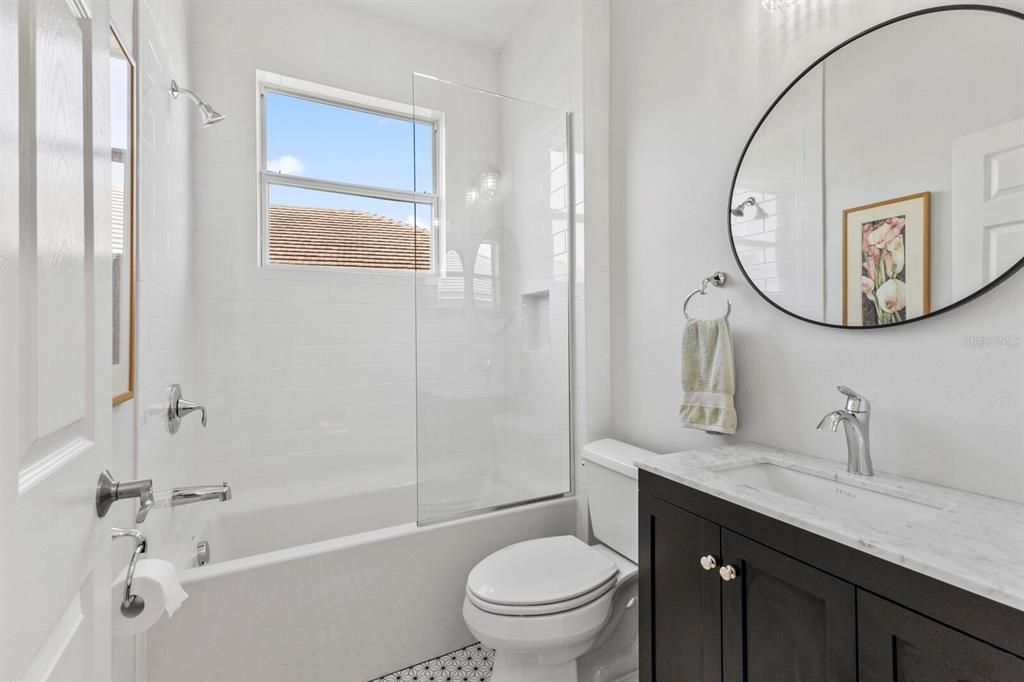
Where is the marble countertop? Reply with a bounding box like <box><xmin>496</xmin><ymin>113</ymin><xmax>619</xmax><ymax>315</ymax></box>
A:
<box><xmin>638</xmin><ymin>443</ymin><xmax>1024</xmax><ymax>611</ymax></box>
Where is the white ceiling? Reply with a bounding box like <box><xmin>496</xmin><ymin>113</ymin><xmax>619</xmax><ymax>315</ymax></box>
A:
<box><xmin>342</xmin><ymin>0</ymin><xmax>538</xmax><ymax>51</ymax></box>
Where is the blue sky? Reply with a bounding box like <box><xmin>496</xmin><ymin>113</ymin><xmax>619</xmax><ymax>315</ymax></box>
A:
<box><xmin>265</xmin><ymin>91</ymin><xmax>433</xmax><ymax>227</ymax></box>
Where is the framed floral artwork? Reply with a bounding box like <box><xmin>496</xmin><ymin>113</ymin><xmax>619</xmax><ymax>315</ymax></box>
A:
<box><xmin>843</xmin><ymin>192</ymin><xmax>930</xmax><ymax>326</ymax></box>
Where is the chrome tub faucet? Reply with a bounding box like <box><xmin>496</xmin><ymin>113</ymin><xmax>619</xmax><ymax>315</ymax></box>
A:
<box><xmin>817</xmin><ymin>385</ymin><xmax>874</xmax><ymax>476</ymax></box>
<box><xmin>166</xmin><ymin>483</ymin><xmax>232</xmax><ymax>507</ymax></box>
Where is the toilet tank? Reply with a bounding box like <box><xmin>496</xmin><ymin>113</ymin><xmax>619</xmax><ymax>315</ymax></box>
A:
<box><xmin>581</xmin><ymin>439</ymin><xmax>659</xmax><ymax>563</ymax></box>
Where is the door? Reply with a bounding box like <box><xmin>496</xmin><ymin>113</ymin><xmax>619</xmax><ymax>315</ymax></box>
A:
<box><xmin>0</xmin><ymin>0</ymin><xmax>113</xmax><ymax>680</ymax></box>
<box><xmin>639</xmin><ymin>492</ymin><xmax>722</xmax><ymax>682</ymax></box>
<box><xmin>720</xmin><ymin>530</ymin><xmax>856</xmax><ymax>682</ymax></box>
<box><xmin>951</xmin><ymin>117</ymin><xmax>1024</xmax><ymax>298</ymax></box>
<box><xmin>858</xmin><ymin>591</ymin><xmax>1024</xmax><ymax>682</ymax></box>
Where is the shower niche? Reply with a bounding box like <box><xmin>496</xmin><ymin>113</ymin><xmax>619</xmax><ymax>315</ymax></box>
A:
<box><xmin>521</xmin><ymin>290</ymin><xmax>550</xmax><ymax>354</ymax></box>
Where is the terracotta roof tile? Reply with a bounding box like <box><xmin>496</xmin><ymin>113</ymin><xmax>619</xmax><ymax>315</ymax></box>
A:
<box><xmin>268</xmin><ymin>204</ymin><xmax>431</xmax><ymax>270</ymax></box>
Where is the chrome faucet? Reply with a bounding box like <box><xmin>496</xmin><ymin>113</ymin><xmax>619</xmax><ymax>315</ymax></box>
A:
<box><xmin>164</xmin><ymin>482</ymin><xmax>232</xmax><ymax>508</ymax></box>
<box><xmin>816</xmin><ymin>385</ymin><xmax>874</xmax><ymax>476</ymax></box>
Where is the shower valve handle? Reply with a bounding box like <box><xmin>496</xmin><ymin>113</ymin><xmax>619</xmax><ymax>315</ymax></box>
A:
<box><xmin>168</xmin><ymin>383</ymin><xmax>207</xmax><ymax>434</ymax></box>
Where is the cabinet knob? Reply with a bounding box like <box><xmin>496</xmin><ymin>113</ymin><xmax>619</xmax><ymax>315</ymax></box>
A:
<box><xmin>719</xmin><ymin>565</ymin><xmax>738</xmax><ymax>582</ymax></box>
<box><xmin>699</xmin><ymin>554</ymin><xmax>718</xmax><ymax>571</ymax></box>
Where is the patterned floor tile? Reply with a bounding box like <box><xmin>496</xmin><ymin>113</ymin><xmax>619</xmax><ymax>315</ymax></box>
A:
<box><xmin>369</xmin><ymin>642</ymin><xmax>494</xmax><ymax>682</ymax></box>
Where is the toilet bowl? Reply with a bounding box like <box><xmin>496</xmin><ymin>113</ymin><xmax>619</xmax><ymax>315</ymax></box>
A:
<box><xmin>462</xmin><ymin>439</ymin><xmax>657</xmax><ymax>682</ymax></box>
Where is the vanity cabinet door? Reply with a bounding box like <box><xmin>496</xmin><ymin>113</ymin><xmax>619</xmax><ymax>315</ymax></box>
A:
<box><xmin>720</xmin><ymin>530</ymin><xmax>856</xmax><ymax>682</ymax></box>
<box><xmin>639</xmin><ymin>492</ymin><xmax>722</xmax><ymax>682</ymax></box>
<box><xmin>858</xmin><ymin>590</ymin><xmax>1024</xmax><ymax>681</ymax></box>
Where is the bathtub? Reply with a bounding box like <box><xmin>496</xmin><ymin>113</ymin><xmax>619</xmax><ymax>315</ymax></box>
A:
<box><xmin>144</xmin><ymin>472</ymin><xmax>576</xmax><ymax>682</ymax></box>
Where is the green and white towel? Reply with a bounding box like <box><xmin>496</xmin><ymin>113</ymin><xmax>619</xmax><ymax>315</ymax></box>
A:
<box><xmin>680</xmin><ymin>318</ymin><xmax>737</xmax><ymax>435</ymax></box>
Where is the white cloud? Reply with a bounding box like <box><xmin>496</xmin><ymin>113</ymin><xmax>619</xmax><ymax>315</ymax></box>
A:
<box><xmin>267</xmin><ymin>154</ymin><xmax>305</xmax><ymax>175</ymax></box>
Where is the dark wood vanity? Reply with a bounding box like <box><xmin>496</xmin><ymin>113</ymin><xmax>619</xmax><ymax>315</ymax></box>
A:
<box><xmin>638</xmin><ymin>470</ymin><xmax>1024</xmax><ymax>681</ymax></box>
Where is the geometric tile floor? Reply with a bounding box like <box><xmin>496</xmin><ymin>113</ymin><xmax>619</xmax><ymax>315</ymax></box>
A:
<box><xmin>369</xmin><ymin>642</ymin><xmax>495</xmax><ymax>682</ymax></box>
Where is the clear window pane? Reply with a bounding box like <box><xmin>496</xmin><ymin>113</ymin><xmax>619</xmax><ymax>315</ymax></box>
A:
<box><xmin>267</xmin><ymin>183</ymin><xmax>432</xmax><ymax>270</ymax></box>
<box><xmin>264</xmin><ymin>91</ymin><xmax>434</xmax><ymax>194</ymax></box>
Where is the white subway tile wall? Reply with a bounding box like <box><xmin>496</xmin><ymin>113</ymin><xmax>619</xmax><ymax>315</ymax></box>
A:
<box><xmin>181</xmin><ymin>0</ymin><xmax>609</xmax><ymax>525</ymax></box>
<box><xmin>185</xmin><ymin>1</ymin><xmax>503</xmax><ymax>494</ymax></box>
<box><xmin>134</xmin><ymin>0</ymin><xmax>200</xmax><ymax>548</ymax></box>
<box><xmin>732</xmin><ymin>66</ymin><xmax>824</xmax><ymax>322</ymax></box>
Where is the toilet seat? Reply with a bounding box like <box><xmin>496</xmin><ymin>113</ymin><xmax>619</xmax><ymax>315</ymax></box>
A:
<box><xmin>466</xmin><ymin>536</ymin><xmax>619</xmax><ymax>616</ymax></box>
<box><xmin>467</xmin><ymin>573</ymin><xmax>618</xmax><ymax>616</ymax></box>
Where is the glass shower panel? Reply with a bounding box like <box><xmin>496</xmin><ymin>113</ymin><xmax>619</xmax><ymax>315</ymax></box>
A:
<box><xmin>413</xmin><ymin>74</ymin><xmax>572</xmax><ymax>524</ymax></box>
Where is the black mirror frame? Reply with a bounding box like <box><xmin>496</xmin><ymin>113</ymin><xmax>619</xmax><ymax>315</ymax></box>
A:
<box><xmin>728</xmin><ymin>4</ymin><xmax>1024</xmax><ymax>330</ymax></box>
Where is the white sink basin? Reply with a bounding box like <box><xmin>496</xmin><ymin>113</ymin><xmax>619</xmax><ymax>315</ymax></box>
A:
<box><xmin>718</xmin><ymin>462</ymin><xmax>942</xmax><ymax>528</ymax></box>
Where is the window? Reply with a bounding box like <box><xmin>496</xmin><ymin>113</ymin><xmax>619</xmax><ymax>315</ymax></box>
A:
<box><xmin>259</xmin><ymin>75</ymin><xmax>439</xmax><ymax>271</ymax></box>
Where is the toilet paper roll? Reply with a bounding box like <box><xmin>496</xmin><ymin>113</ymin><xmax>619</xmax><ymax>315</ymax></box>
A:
<box><xmin>111</xmin><ymin>558</ymin><xmax>188</xmax><ymax>637</ymax></box>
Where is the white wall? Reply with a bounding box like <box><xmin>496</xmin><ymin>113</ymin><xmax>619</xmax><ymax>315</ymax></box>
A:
<box><xmin>610</xmin><ymin>0</ymin><xmax>1024</xmax><ymax>503</ymax></box>
<box><xmin>184</xmin><ymin>1</ymin><xmax>500</xmax><ymax>494</ymax></box>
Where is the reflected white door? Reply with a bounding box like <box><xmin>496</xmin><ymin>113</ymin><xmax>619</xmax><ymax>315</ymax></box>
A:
<box><xmin>0</xmin><ymin>0</ymin><xmax>113</xmax><ymax>680</ymax></box>
<box><xmin>952</xmin><ymin>118</ymin><xmax>1024</xmax><ymax>298</ymax></box>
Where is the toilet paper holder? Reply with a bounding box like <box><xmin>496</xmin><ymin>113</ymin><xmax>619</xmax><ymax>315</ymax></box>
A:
<box><xmin>111</xmin><ymin>528</ymin><xmax>148</xmax><ymax>618</ymax></box>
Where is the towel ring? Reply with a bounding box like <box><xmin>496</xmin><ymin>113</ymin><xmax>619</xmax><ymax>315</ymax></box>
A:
<box><xmin>683</xmin><ymin>271</ymin><xmax>732</xmax><ymax>320</ymax></box>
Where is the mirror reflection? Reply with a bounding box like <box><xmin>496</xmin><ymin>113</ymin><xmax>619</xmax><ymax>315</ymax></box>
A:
<box><xmin>731</xmin><ymin>8</ymin><xmax>1024</xmax><ymax>327</ymax></box>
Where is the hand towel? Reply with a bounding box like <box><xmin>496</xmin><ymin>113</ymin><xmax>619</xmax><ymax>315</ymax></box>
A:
<box><xmin>680</xmin><ymin>317</ymin><xmax>737</xmax><ymax>434</ymax></box>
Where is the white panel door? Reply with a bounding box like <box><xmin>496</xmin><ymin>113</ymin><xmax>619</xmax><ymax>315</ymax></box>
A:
<box><xmin>0</xmin><ymin>0</ymin><xmax>113</xmax><ymax>680</ymax></box>
<box><xmin>952</xmin><ymin>118</ymin><xmax>1024</xmax><ymax>299</ymax></box>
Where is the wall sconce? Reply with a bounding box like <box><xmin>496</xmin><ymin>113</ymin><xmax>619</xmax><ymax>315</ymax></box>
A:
<box><xmin>465</xmin><ymin>166</ymin><xmax>501</xmax><ymax>207</ymax></box>
<box><xmin>480</xmin><ymin>167</ymin><xmax>500</xmax><ymax>198</ymax></box>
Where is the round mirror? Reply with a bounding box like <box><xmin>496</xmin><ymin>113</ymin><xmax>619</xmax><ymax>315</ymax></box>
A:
<box><xmin>729</xmin><ymin>6</ymin><xmax>1024</xmax><ymax>328</ymax></box>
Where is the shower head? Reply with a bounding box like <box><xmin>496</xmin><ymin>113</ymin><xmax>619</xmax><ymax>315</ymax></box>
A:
<box><xmin>170</xmin><ymin>80</ymin><xmax>226</xmax><ymax>127</ymax></box>
<box><xmin>731</xmin><ymin>196</ymin><xmax>757</xmax><ymax>217</ymax></box>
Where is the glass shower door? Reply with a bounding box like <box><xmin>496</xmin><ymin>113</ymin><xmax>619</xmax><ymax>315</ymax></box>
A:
<box><xmin>413</xmin><ymin>74</ymin><xmax>573</xmax><ymax>524</ymax></box>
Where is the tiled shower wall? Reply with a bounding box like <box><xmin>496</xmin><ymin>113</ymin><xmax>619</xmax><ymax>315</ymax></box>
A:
<box><xmin>731</xmin><ymin>67</ymin><xmax>824</xmax><ymax>323</ymax></box>
<box><xmin>110</xmin><ymin>0</ymin><xmax>197</xmax><ymax>678</ymax></box>
<box><xmin>134</xmin><ymin>0</ymin><xmax>198</xmax><ymax>518</ymax></box>
<box><xmin>184</xmin><ymin>1</ymin><xmax>501</xmax><ymax>492</ymax></box>
<box><xmin>182</xmin><ymin>0</ymin><xmax>611</xmax><ymax>525</ymax></box>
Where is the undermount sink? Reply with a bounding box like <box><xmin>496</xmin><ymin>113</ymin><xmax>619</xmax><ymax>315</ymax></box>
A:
<box><xmin>718</xmin><ymin>462</ymin><xmax>942</xmax><ymax>528</ymax></box>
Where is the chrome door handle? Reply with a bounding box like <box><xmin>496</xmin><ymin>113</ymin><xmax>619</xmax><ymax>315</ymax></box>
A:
<box><xmin>699</xmin><ymin>555</ymin><xmax>718</xmax><ymax>571</ymax></box>
<box><xmin>96</xmin><ymin>470</ymin><xmax>155</xmax><ymax>523</ymax></box>
<box><xmin>719</xmin><ymin>565</ymin><xmax>738</xmax><ymax>582</ymax></box>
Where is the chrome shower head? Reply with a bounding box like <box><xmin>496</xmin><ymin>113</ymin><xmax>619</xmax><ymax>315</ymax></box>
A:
<box><xmin>731</xmin><ymin>196</ymin><xmax>757</xmax><ymax>217</ymax></box>
<box><xmin>170</xmin><ymin>80</ymin><xmax>226</xmax><ymax>127</ymax></box>
<box><xmin>196</xmin><ymin>101</ymin><xmax>226</xmax><ymax>126</ymax></box>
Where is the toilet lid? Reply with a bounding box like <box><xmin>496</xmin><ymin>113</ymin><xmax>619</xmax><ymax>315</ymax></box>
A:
<box><xmin>467</xmin><ymin>536</ymin><xmax>618</xmax><ymax>607</ymax></box>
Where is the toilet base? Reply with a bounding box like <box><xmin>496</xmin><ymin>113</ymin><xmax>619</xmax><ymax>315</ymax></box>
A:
<box><xmin>490</xmin><ymin>650</ymin><xmax>577</xmax><ymax>682</ymax></box>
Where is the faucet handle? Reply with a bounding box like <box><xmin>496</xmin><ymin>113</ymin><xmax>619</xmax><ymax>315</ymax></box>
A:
<box><xmin>836</xmin><ymin>385</ymin><xmax>869</xmax><ymax>412</ymax></box>
<box><xmin>168</xmin><ymin>384</ymin><xmax>207</xmax><ymax>433</ymax></box>
<box><xmin>177</xmin><ymin>399</ymin><xmax>207</xmax><ymax>427</ymax></box>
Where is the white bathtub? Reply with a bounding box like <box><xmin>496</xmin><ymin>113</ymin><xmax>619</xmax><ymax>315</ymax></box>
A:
<box><xmin>145</xmin><ymin>475</ymin><xmax>576</xmax><ymax>682</ymax></box>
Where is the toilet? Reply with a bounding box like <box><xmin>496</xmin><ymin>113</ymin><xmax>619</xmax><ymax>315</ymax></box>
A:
<box><xmin>462</xmin><ymin>439</ymin><xmax>657</xmax><ymax>682</ymax></box>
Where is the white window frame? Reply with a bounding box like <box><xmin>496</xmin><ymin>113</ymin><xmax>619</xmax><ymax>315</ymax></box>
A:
<box><xmin>256</xmin><ymin>71</ymin><xmax>443</xmax><ymax>273</ymax></box>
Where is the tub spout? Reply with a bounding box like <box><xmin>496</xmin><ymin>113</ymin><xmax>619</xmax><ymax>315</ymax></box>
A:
<box><xmin>167</xmin><ymin>482</ymin><xmax>232</xmax><ymax>507</ymax></box>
